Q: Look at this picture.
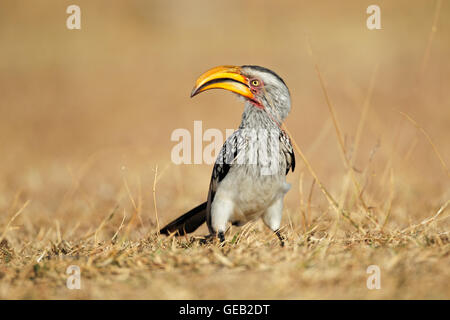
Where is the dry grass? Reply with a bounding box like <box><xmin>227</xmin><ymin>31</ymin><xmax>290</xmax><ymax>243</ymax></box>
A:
<box><xmin>0</xmin><ymin>0</ymin><xmax>449</xmax><ymax>299</ymax></box>
<box><xmin>1</xmin><ymin>224</ymin><xmax>449</xmax><ymax>299</ymax></box>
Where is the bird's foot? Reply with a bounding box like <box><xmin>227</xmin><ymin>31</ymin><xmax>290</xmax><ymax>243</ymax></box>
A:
<box><xmin>195</xmin><ymin>232</ymin><xmax>226</xmax><ymax>246</ymax></box>
<box><xmin>197</xmin><ymin>234</ymin><xmax>215</xmax><ymax>245</ymax></box>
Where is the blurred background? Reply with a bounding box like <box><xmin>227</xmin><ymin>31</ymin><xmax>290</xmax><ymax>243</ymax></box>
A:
<box><xmin>0</xmin><ymin>0</ymin><xmax>448</xmax><ymax>238</ymax></box>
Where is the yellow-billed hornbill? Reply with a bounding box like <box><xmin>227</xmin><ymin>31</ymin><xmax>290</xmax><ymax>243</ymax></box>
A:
<box><xmin>160</xmin><ymin>65</ymin><xmax>295</xmax><ymax>245</ymax></box>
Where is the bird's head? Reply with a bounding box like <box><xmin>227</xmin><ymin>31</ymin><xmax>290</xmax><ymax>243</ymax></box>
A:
<box><xmin>191</xmin><ymin>65</ymin><xmax>291</xmax><ymax>122</ymax></box>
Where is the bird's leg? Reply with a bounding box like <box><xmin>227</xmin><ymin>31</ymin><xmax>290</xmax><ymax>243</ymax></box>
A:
<box><xmin>275</xmin><ymin>229</ymin><xmax>285</xmax><ymax>247</ymax></box>
<box><xmin>210</xmin><ymin>195</ymin><xmax>233</xmax><ymax>244</ymax></box>
<box><xmin>262</xmin><ymin>197</ymin><xmax>285</xmax><ymax>247</ymax></box>
<box><xmin>218</xmin><ymin>231</ymin><xmax>225</xmax><ymax>243</ymax></box>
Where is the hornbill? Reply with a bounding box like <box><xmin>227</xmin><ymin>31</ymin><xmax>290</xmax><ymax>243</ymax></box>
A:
<box><xmin>160</xmin><ymin>65</ymin><xmax>295</xmax><ymax>245</ymax></box>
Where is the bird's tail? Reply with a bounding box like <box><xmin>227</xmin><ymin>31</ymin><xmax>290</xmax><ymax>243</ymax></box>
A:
<box><xmin>159</xmin><ymin>202</ymin><xmax>207</xmax><ymax>235</ymax></box>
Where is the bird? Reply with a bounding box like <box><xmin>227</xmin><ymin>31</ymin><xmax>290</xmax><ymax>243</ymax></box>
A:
<box><xmin>160</xmin><ymin>65</ymin><xmax>295</xmax><ymax>246</ymax></box>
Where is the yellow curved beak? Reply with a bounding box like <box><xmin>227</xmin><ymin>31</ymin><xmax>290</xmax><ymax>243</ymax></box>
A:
<box><xmin>190</xmin><ymin>65</ymin><xmax>255</xmax><ymax>101</ymax></box>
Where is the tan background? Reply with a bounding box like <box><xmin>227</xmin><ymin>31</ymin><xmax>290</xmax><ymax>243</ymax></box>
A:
<box><xmin>0</xmin><ymin>0</ymin><xmax>448</xmax><ymax>299</ymax></box>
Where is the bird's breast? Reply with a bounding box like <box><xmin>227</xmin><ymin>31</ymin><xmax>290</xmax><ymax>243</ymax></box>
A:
<box><xmin>216</xmin><ymin>165</ymin><xmax>289</xmax><ymax>222</ymax></box>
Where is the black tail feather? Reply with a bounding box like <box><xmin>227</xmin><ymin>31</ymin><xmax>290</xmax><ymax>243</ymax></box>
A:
<box><xmin>159</xmin><ymin>202</ymin><xmax>207</xmax><ymax>236</ymax></box>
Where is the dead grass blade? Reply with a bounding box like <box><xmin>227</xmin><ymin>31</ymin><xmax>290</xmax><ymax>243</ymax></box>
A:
<box><xmin>398</xmin><ymin>111</ymin><xmax>449</xmax><ymax>178</ymax></box>
<box><xmin>402</xmin><ymin>200</ymin><xmax>449</xmax><ymax>233</ymax></box>
<box><xmin>153</xmin><ymin>165</ymin><xmax>160</xmax><ymax>234</ymax></box>
<box><xmin>282</xmin><ymin>123</ymin><xmax>363</xmax><ymax>233</ymax></box>
<box><xmin>0</xmin><ymin>200</ymin><xmax>30</xmax><ymax>244</ymax></box>
<box><xmin>306</xmin><ymin>35</ymin><xmax>379</xmax><ymax>227</ymax></box>
<box><xmin>94</xmin><ymin>205</ymin><xmax>119</xmax><ymax>243</ymax></box>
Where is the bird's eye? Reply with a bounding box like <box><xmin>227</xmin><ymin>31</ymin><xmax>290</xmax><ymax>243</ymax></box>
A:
<box><xmin>251</xmin><ymin>79</ymin><xmax>260</xmax><ymax>87</ymax></box>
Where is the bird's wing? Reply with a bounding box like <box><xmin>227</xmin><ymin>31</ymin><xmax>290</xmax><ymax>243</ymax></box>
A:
<box><xmin>207</xmin><ymin>129</ymin><xmax>248</xmax><ymax>205</ymax></box>
<box><xmin>280</xmin><ymin>129</ymin><xmax>295</xmax><ymax>174</ymax></box>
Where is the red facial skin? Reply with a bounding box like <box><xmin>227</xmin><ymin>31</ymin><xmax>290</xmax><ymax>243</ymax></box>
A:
<box><xmin>248</xmin><ymin>78</ymin><xmax>265</xmax><ymax>110</ymax></box>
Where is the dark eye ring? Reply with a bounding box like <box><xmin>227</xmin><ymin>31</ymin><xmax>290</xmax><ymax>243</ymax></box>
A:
<box><xmin>251</xmin><ymin>79</ymin><xmax>260</xmax><ymax>87</ymax></box>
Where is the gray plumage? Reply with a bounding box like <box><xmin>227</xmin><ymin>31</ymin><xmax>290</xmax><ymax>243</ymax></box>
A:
<box><xmin>160</xmin><ymin>65</ymin><xmax>295</xmax><ymax>245</ymax></box>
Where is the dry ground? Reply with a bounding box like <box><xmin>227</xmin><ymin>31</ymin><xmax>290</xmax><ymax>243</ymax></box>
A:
<box><xmin>0</xmin><ymin>1</ymin><xmax>449</xmax><ymax>299</ymax></box>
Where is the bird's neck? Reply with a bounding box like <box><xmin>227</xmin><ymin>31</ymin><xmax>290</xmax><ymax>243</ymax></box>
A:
<box><xmin>239</xmin><ymin>102</ymin><xmax>283</xmax><ymax>129</ymax></box>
